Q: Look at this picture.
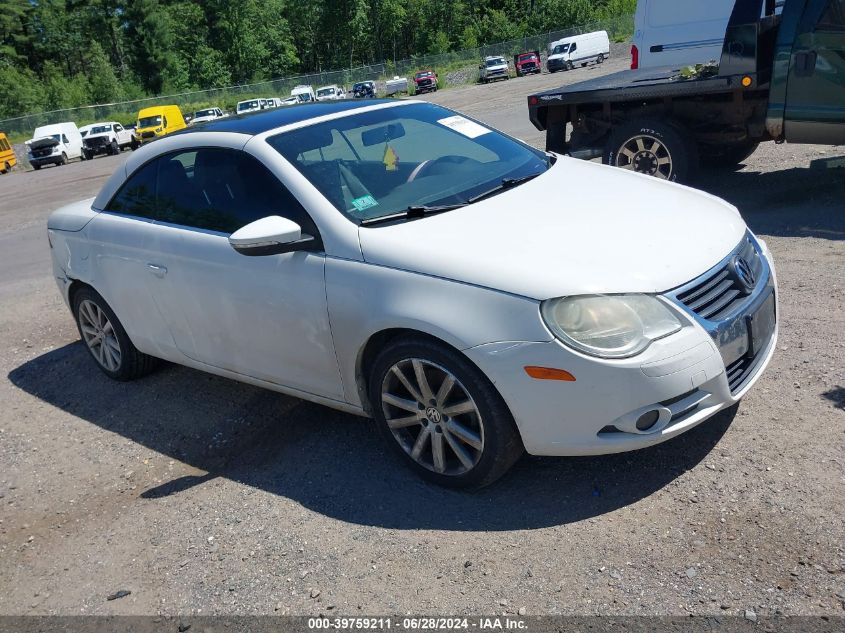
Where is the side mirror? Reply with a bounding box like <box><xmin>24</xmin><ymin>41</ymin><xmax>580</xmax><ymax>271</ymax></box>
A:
<box><xmin>229</xmin><ymin>216</ymin><xmax>315</xmax><ymax>257</ymax></box>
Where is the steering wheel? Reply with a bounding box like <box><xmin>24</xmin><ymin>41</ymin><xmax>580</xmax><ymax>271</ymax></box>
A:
<box><xmin>407</xmin><ymin>155</ymin><xmax>480</xmax><ymax>182</ymax></box>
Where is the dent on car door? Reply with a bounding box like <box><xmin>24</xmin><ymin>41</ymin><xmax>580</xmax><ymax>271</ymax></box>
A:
<box><xmin>143</xmin><ymin>147</ymin><xmax>344</xmax><ymax>400</ymax></box>
<box><xmin>784</xmin><ymin>0</ymin><xmax>845</xmax><ymax>143</ymax></box>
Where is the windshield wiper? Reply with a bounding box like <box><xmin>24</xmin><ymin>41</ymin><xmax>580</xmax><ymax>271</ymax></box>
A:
<box><xmin>359</xmin><ymin>203</ymin><xmax>467</xmax><ymax>227</ymax></box>
<box><xmin>468</xmin><ymin>173</ymin><xmax>542</xmax><ymax>204</ymax></box>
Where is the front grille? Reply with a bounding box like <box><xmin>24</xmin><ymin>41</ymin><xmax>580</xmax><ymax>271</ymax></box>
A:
<box><xmin>417</xmin><ymin>79</ymin><xmax>431</xmax><ymax>87</ymax></box>
<box><xmin>141</xmin><ymin>131</ymin><xmax>156</xmax><ymax>139</ymax></box>
<box><xmin>84</xmin><ymin>137</ymin><xmax>107</xmax><ymax>149</ymax></box>
<box><xmin>33</xmin><ymin>148</ymin><xmax>52</xmax><ymax>158</ymax></box>
<box><xmin>675</xmin><ymin>235</ymin><xmax>762</xmax><ymax>321</ymax></box>
<box><xmin>725</xmin><ymin>356</ymin><xmax>754</xmax><ymax>392</ymax></box>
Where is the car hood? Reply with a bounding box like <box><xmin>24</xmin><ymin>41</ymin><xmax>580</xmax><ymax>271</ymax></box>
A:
<box><xmin>357</xmin><ymin>157</ymin><xmax>747</xmax><ymax>300</ymax></box>
<box><xmin>86</xmin><ymin>132</ymin><xmax>112</xmax><ymax>140</ymax></box>
<box><xmin>28</xmin><ymin>137</ymin><xmax>60</xmax><ymax>150</ymax></box>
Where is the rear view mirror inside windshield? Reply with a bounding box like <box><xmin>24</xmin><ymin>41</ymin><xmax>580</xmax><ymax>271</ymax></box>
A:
<box><xmin>361</xmin><ymin>122</ymin><xmax>406</xmax><ymax>147</ymax></box>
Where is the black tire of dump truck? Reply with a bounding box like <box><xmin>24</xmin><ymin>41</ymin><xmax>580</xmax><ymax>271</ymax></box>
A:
<box><xmin>604</xmin><ymin>118</ymin><xmax>699</xmax><ymax>183</ymax></box>
<box><xmin>699</xmin><ymin>141</ymin><xmax>760</xmax><ymax>169</ymax></box>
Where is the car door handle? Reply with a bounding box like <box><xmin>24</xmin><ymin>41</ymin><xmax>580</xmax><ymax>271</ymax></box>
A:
<box><xmin>147</xmin><ymin>263</ymin><xmax>167</xmax><ymax>278</ymax></box>
<box><xmin>794</xmin><ymin>50</ymin><xmax>817</xmax><ymax>76</ymax></box>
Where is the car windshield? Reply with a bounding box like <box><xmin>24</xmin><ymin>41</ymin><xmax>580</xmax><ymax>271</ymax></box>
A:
<box><xmin>138</xmin><ymin>115</ymin><xmax>162</xmax><ymax>128</ymax></box>
<box><xmin>195</xmin><ymin>109</ymin><xmax>215</xmax><ymax>117</ymax></box>
<box><xmin>416</xmin><ymin>72</ymin><xmax>432</xmax><ymax>78</ymax></box>
<box><xmin>553</xmin><ymin>44</ymin><xmax>570</xmax><ymax>54</ymax></box>
<box><xmin>295</xmin><ymin>93</ymin><xmax>313</xmax><ymax>102</ymax></box>
<box><xmin>268</xmin><ymin>102</ymin><xmax>550</xmax><ymax>224</ymax></box>
<box><xmin>91</xmin><ymin>125</ymin><xmax>111</xmax><ymax>134</ymax></box>
<box><xmin>519</xmin><ymin>54</ymin><xmax>535</xmax><ymax>61</ymax></box>
<box><xmin>238</xmin><ymin>101</ymin><xmax>259</xmax><ymax>111</ymax></box>
<box><xmin>486</xmin><ymin>58</ymin><xmax>505</xmax><ymax>67</ymax></box>
<box><xmin>317</xmin><ymin>88</ymin><xmax>334</xmax><ymax>97</ymax></box>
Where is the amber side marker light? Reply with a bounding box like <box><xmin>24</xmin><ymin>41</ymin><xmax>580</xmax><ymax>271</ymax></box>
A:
<box><xmin>524</xmin><ymin>366</ymin><xmax>577</xmax><ymax>382</ymax></box>
<box><xmin>742</xmin><ymin>76</ymin><xmax>753</xmax><ymax>88</ymax></box>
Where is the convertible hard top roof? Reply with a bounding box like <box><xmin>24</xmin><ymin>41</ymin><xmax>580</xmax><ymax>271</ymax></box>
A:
<box><xmin>185</xmin><ymin>99</ymin><xmax>396</xmax><ymax>136</ymax></box>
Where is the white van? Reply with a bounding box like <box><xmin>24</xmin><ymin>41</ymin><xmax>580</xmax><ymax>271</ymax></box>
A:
<box><xmin>26</xmin><ymin>122</ymin><xmax>84</xmax><ymax>170</ymax></box>
<box><xmin>547</xmin><ymin>31</ymin><xmax>610</xmax><ymax>72</ymax></box>
<box><xmin>291</xmin><ymin>85</ymin><xmax>317</xmax><ymax>103</ymax></box>
<box><xmin>631</xmin><ymin>0</ymin><xmax>735</xmax><ymax>70</ymax></box>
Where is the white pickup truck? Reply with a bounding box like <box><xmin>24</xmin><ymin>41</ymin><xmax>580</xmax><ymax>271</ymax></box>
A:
<box><xmin>81</xmin><ymin>121</ymin><xmax>134</xmax><ymax>159</ymax></box>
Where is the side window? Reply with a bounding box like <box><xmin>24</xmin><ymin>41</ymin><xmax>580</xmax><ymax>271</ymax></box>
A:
<box><xmin>818</xmin><ymin>0</ymin><xmax>845</xmax><ymax>30</ymax></box>
<box><xmin>62</xmin><ymin>134</ymin><xmax>69</xmax><ymax>144</ymax></box>
<box><xmin>162</xmin><ymin>115</ymin><xmax>168</xmax><ymax>128</ymax></box>
<box><xmin>107</xmin><ymin>160</ymin><xmax>158</xmax><ymax>219</ymax></box>
<box><xmin>156</xmin><ymin>148</ymin><xmax>318</xmax><ymax>237</ymax></box>
<box><xmin>570</xmin><ymin>42</ymin><xmax>577</xmax><ymax>53</ymax></box>
<box><xmin>114</xmin><ymin>124</ymin><xmax>122</xmax><ymax>132</ymax></box>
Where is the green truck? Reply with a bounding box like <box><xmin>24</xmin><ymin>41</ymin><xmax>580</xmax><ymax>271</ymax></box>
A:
<box><xmin>527</xmin><ymin>0</ymin><xmax>845</xmax><ymax>182</ymax></box>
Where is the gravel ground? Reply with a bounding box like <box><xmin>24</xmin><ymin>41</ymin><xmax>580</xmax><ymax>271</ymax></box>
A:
<box><xmin>0</xmin><ymin>51</ymin><xmax>843</xmax><ymax>619</ymax></box>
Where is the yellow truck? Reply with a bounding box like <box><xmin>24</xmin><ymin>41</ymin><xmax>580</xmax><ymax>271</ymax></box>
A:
<box><xmin>0</xmin><ymin>132</ymin><xmax>17</xmax><ymax>174</ymax></box>
<box><xmin>135</xmin><ymin>105</ymin><xmax>187</xmax><ymax>144</ymax></box>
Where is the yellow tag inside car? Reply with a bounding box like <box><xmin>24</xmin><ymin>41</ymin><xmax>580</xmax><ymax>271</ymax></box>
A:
<box><xmin>383</xmin><ymin>145</ymin><xmax>398</xmax><ymax>171</ymax></box>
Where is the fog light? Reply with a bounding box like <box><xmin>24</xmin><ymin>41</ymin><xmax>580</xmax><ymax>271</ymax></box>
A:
<box><xmin>636</xmin><ymin>410</ymin><xmax>660</xmax><ymax>431</ymax></box>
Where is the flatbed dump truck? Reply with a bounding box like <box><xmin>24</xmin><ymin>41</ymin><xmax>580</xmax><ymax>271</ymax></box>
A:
<box><xmin>527</xmin><ymin>0</ymin><xmax>845</xmax><ymax>182</ymax></box>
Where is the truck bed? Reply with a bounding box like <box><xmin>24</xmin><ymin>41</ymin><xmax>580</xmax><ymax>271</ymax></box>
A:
<box><xmin>528</xmin><ymin>67</ymin><xmax>763</xmax><ymax>130</ymax></box>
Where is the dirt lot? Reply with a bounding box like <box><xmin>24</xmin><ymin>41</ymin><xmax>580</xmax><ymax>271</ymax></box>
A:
<box><xmin>0</xmin><ymin>52</ymin><xmax>843</xmax><ymax>620</ymax></box>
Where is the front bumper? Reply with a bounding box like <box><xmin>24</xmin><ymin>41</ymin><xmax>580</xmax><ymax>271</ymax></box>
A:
<box><xmin>465</xmin><ymin>236</ymin><xmax>778</xmax><ymax>457</ymax></box>
<box><xmin>547</xmin><ymin>58</ymin><xmax>567</xmax><ymax>71</ymax></box>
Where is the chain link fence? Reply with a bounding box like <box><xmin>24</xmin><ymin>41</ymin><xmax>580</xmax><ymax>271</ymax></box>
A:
<box><xmin>0</xmin><ymin>14</ymin><xmax>632</xmax><ymax>140</ymax></box>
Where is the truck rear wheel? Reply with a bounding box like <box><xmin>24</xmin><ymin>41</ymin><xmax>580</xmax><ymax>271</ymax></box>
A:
<box><xmin>604</xmin><ymin>118</ymin><xmax>699</xmax><ymax>183</ymax></box>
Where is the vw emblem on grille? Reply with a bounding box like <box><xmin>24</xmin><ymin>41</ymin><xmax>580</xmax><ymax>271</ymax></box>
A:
<box><xmin>732</xmin><ymin>256</ymin><xmax>756</xmax><ymax>292</ymax></box>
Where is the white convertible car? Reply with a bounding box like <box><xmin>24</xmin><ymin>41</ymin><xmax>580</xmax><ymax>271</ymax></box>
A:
<box><xmin>47</xmin><ymin>100</ymin><xmax>778</xmax><ymax>488</ymax></box>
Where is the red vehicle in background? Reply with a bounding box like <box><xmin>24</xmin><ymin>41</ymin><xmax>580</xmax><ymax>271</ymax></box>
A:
<box><xmin>514</xmin><ymin>51</ymin><xmax>541</xmax><ymax>76</ymax></box>
<box><xmin>413</xmin><ymin>69</ymin><xmax>438</xmax><ymax>94</ymax></box>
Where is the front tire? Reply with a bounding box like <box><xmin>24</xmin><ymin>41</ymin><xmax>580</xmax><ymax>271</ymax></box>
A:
<box><xmin>604</xmin><ymin>117</ymin><xmax>699</xmax><ymax>183</ymax></box>
<box><xmin>369</xmin><ymin>337</ymin><xmax>524</xmax><ymax>489</ymax></box>
<box><xmin>1</xmin><ymin>161</ymin><xmax>9</xmax><ymax>174</ymax></box>
<box><xmin>72</xmin><ymin>287</ymin><xmax>157</xmax><ymax>381</ymax></box>
<box><xmin>59</xmin><ymin>152</ymin><xmax>68</xmax><ymax>166</ymax></box>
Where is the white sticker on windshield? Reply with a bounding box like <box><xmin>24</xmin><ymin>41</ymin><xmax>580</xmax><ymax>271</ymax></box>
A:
<box><xmin>437</xmin><ymin>115</ymin><xmax>491</xmax><ymax>139</ymax></box>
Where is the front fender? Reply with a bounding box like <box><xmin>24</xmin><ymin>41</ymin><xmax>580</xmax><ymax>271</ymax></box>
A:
<box><xmin>325</xmin><ymin>258</ymin><xmax>552</xmax><ymax>408</ymax></box>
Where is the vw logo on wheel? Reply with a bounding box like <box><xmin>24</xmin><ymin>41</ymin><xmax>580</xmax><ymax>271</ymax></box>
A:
<box><xmin>732</xmin><ymin>256</ymin><xmax>756</xmax><ymax>292</ymax></box>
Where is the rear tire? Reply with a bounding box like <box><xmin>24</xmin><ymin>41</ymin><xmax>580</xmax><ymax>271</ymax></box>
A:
<box><xmin>72</xmin><ymin>287</ymin><xmax>158</xmax><ymax>381</ymax></box>
<box><xmin>369</xmin><ymin>336</ymin><xmax>524</xmax><ymax>489</ymax></box>
<box><xmin>597</xmin><ymin>54</ymin><xmax>605</xmax><ymax>64</ymax></box>
<box><xmin>604</xmin><ymin>117</ymin><xmax>699</xmax><ymax>183</ymax></box>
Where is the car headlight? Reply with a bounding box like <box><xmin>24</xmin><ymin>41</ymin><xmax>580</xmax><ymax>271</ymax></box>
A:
<box><xmin>541</xmin><ymin>295</ymin><xmax>683</xmax><ymax>359</ymax></box>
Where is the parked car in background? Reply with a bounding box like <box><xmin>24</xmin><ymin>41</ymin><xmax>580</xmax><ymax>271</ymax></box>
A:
<box><xmin>316</xmin><ymin>85</ymin><xmax>346</xmax><ymax>101</ymax></box>
<box><xmin>291</xmin><ymin>85</ymin><xmax>317</xmax><ymax>103</ymax></box>
<box><xmin>413</xmin><ymin>70</ymin><xmax>438</xmax><ymax>94</ymax></box>
<box><xmin>632</xmin><ymin>0</ymin><xmax>736</xmax><ymax>70</ymax></box>
<box><xmin>82</xmin><ymin>122</ymin><xmax>133</xmax><ymax>159</ymax></box>
<box><xmin>26</xmin><ymin>122</ymin><xmax>84</xmax><ymax>169</ymax></box>
<box><xmin>237</xmin><ymin>99</ymin><xmax>263</xmax><ymax>115</ymax></box>
<box><xmin>547</xmin><ymin>31</ymin><xmax>610</xmax><ymax>72</ymax></box>
<box><xmin>385</xmin><ymin>76</ymin><xmax>409</xmax><ymax>96</ymax></box>
<box><xmin>0</xmin><ymin>131</ymin><xmax>16</xmax><ymax>174</ymax></box>
<box><xmin>352</xmin><ymin>81</ymin><xmax>376</xmax><ymax>98</ymax></box>
<box><xmin>480</xmin><ymin>56</ymin><xmax>510</xmax><ymax>82</ymax></box>
<box><xmin>47</xmin><ymin>100</ymin><xmax>777</xmax><ymax>488</ymax></box>
<box><xmin>191</xmin><ymin>107</ymin><xmax>227</xmax><ymax>125</ymax></box>
<box><xmin>280</xmin><ymin>97</ymin><xmax>300</xmax><ymax>106</ymax></box>
<box><xmin>135</xmin><ymin>105</ymin><xmax>186</xmax><ymax>145</ymax></box>
<box><xmin>515</xmin><ymin>51</ymin><xmax>542</xmax><ymax>76</ymax></box>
